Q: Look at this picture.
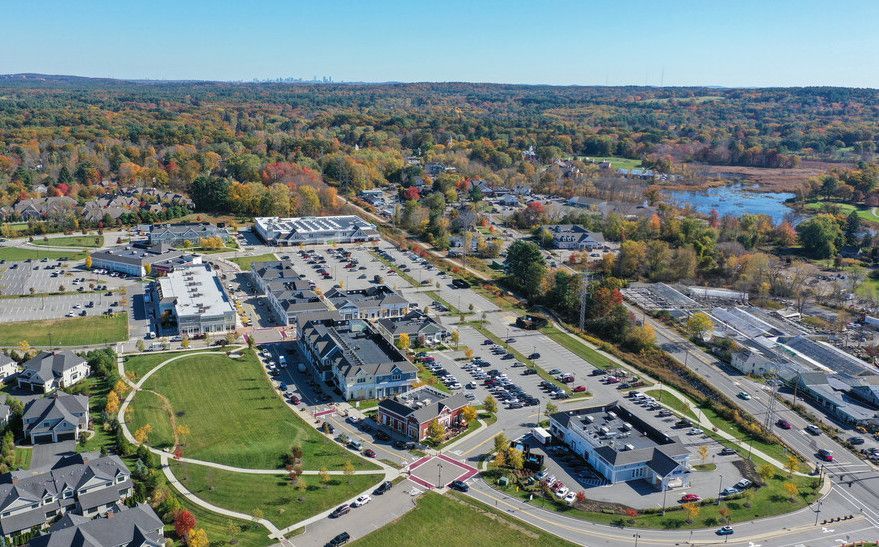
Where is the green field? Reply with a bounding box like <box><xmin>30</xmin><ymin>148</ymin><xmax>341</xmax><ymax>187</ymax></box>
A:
<box><xmin>577</xmin><ymin>155</ymin><xmax>643</xmax><ymax>171</ymax></box>
<box><xmin>32</xmin><ymin>235</ymin><xmax>104</xmax><ymax>248</ymax></box>
<box><xmin>168</xmin><ymin>498</ymin><xmax>271</xmax><ymax>547</ymax></box>
<box><xmin>353</xmin><ymin>492</ymin><xmax>575</xmax><ymax>547</ymax></box>
<box><xmin>123</xmin><ymin>349</ymin><xmax>224</xmax><ymax>381</ymax></box>
<box><xmin>128</xmin><ymin>350</ymin><xmax>378</xmax><ymax>470</ymax></box>
<box><xmin>170</xmin><ymin>460</ymin><xmax>382</xmax><ymax>529</ymax></box>
<box><xmin>0</xmin><ymin>246</ymin><xmax>87</xmax><ymax>261</ymax></box>
<box><xmin>0</xmin><ymin>313</ymin><xmax>128</xmax><ymax>346</ymax></box>
<box><xmin>229</xmin><ymin>253</ymin><xmax>277</xmax><ymax>271</ymax></box>
<box><xmin>803</xmin><ymin>200</ymin><xmax>879</xmax><ymax>223</ymax></box>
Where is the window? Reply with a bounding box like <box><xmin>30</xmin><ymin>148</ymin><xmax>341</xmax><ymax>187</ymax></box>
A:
<box><xmin>357</xmin><ymin>377</ymin><xmax>366</xmax><ymax>384</ymax></box>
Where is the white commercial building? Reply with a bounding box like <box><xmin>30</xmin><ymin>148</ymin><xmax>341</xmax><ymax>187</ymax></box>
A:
<box><xmin>254</xmin><ymin>215</ymin><xmax>379</xmax><ymax>246</ymax></box>
<box><xmin>153</xmin><ymin>265</ymin><xmax>236</xmax><ymax>336</ymax></box>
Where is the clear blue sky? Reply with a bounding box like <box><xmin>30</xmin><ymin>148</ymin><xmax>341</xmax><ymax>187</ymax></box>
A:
<box><xmin>2</xmin><ymin>0</ymin><xmax>877</xmax><ymax>87</ymax></box>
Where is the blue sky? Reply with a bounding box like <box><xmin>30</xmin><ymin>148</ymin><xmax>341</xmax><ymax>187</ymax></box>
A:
<box><xmin>2</xmin><ymin>0</ymin><xmax>877</xmax><ymax>87</ymax></box>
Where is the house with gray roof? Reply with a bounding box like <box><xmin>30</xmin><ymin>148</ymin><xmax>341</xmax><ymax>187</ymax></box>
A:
<box><xmin>377</xmin><ymin>310</ymin><xmax>449</xmax><ymax>346</ymax></box>
<box><xmin>23</xmin><ymin>393</ymin><xmax>90</xmax><ymax>444</ymax></box>
<box><xmin>0</xmin><ymin>354</ymin><xmax>17</xmax><ymax>383</ymax></box>
<box><xmin>17</xmin><ymin>351</ymin><xmax>90</xmax><ymax>393</ymax></box>
<box><xmin>325</xmin><ymin>286</ymin><xmax>410</xmax><ymax>320</ymax></box>
<box><xmin>545</xmin><ymin>224</ymin><xmax>606</xmax><ymax>250</ymax></box>
<box><xmin>31</xmin><ymin>503</ymin><xmax>163</xmax><ymax>547</ymax></box>
<box><xmin>378</xmin><ymin>386</ymin><xmax>469</xmax><ymax>441</ymax></box>
<box><xmin>299</xmin><ymin>319</ymin><xmax>417</xmax><ymax>400</ymax></box>
<box><xmin>0</xmin><ymin>453</ymin><xmax>132</xmax><ymax>539</ymax></box>
<box><xmin>549</xmin><ymin>402</ymin><xmax>690</xmax><ymax>490</ymax></box>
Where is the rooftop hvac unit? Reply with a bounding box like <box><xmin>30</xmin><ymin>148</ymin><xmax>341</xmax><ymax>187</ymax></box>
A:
<box><xmin>622</xmin><ymin>422</ymin><xmax>632</xmax><ymax>431</ymax></box>
<box><xmin>599</xmin><ymin>426</ymin><xmax>610</xmax><ymax>435</ymax></box>
<box><xmin>607</xmin><ymin>411</ymin><xmax>617</xmax><ymax>419</ymax></box>
<box><xmin>624</xmin><ymin>443</ymin><xmax>635</xmax><ymax>451</ymax></box>
<box><xmin>584</xmin><ymin>415</ymin><xmax>594</xmax><ymax>423</ymax></box>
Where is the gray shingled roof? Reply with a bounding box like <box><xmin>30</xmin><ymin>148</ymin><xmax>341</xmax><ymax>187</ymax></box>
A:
<box><xmin>30</xmin><ymin>503</ymin><xmax>163</xmax><ymax>547</ymax></box>
<box><xmin>23</xmin><ymin>393</ymin><xmax>89</xmax><ymax>437</ymax></box>
<box><xmin>19</xmin><ymin>351</ymin><xmax>85</xmax><ymax>386</ymax></box>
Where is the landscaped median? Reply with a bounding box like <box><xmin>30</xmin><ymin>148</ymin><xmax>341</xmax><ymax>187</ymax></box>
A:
<box><xmin>126</xmin><ymin>349</ymin><xmax>379</xmax><ymax>471</ymax></box>
<box><xmin>483</xmin><ymin>463</ymin><xmax>821</xmax><ymax>530</ymax></box>
<box><xmin>0</xmin><ymin>313</ymin><xmax>128</xmax><ymax>346</ymax></box>
<box><xmin>31</xmin><ymin>234</ymin><xmax>104</xmax><ymax>248</ymax></box>
<box><xmin>169</xmin><ymin>460</ymin><xmax>383</xmax><ymax>530</ymax></box>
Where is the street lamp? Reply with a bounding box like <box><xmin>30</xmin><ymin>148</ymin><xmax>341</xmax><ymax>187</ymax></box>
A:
<box><xmin>814</xmin><ymin>499</ymin><xmax>823</xmax><ymax>525</ymax></box>
<box><xmin>661</xmin><ymin>481</ymin><xmax>668</xmax><ymax>515</ymax></box>
<box><xmin>717</xmin><ymin>474</ymin><xmax>724</xmax><ymax>504</ymax></box>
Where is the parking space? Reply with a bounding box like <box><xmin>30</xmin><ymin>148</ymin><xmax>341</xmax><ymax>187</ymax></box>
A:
<box><xmin>0</xmin><ymin>291</ymin><xmax>125</xmax><ymax>323</ymax></box>
<box><xmin>0</xmin><ymin>259</ymin><xmax>130</xmax><ymax>296</ymax></box>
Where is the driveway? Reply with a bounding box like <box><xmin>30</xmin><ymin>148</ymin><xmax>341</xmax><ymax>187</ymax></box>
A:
<box><xmin>30</xmin><ymin>440</ymin><xmax>77</xmax><ymax>471</ymax></box>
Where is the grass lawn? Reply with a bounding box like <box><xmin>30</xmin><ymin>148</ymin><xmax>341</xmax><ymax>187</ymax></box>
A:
<box><xmin>540</xmin><ymin>326</ymin><xmax>614</xmax><ymax>369</ymax></box>
<box><xmin>415</xmin><ymin>363</ymin><xmax>450</xmax><ymax>394</ymax></box>
<box><xmin>644</xmin><ymin>389</ymin><xmax>697</xmax><ymax>420</ymax></box>
<box><xmin>167</xmin><ymin>498</ymin><xmax>271</xmax><ymax>547</ymax></box>
<box><xmin>0</xmin><ymin>246</ymin><xmax>87</xmax><ymax>261</ymax></box>
<box><xmin>803</xmin><ymin>199</ymin><xmax>879</xmax><ymax>223</ymax></box>
<box><xmin>229</xmin><ymin>253</ymin><xmax>277</xmax><ymax>271</ymax></box>
<box><xmin>123</xmin><ymin>348</ymin><xmax>224</xmax><ymax>381</ymax></box>
<box><xmin>74</xmin><ymin>376</ymin><xmax>119</xmax><ymax>454</ymax></box>
<box><xmin>170</xmin><ymin>460</ymin><xmax>382</xmax><ymax>529</ymax></box>
<box><xmin>0</xmin><ymin>313</ymin><xmax>128</xmax><ymax>346</ymax></box>
<box><xmin>576</xmin><ymin>155</ymin><xmax>643</xmax><ymax>171</ymax></box>
<box><xmin>32</xmin><ymin>235</ymin><xmax>104</xmax><ymax>248</ymax></box>
<box><xmin>128</xmin><ymin>350</ymin><xmax>378</xmax><ymax>470</ymax></box>
<box><xmin>0</xmin><ymin>222</ymin><xmax>29</xmax><ymax>236</ymax></box>
<box><xmin>485</xmin><ymin>466</ymin><xmax>820</xmax><ymax>530</ymax></box>
<box><xmin>353</xmin><ymin>491</ymin><xmax>575</xmax><ymax>547</ymax></box>
<box><xmin>13</xmin><ymin>448</ymin><xmax>31</xmax><ymax>470</ymax></box>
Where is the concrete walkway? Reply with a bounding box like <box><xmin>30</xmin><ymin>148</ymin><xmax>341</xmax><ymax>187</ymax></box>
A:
<box><xmin>159</xmin><ymin>453</ymin><xmax>283</xmax><ymax>540</ymax></box>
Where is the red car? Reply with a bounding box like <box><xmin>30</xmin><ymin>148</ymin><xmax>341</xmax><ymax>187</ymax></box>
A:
<box><xmin>363</xmin><ymin>449</ymin><xmax>376</xmax><ymax>458</ymax></box>
<box><xmin>680</xmin><ymin>493</ymin><xmax>701</xmax><ymax>503</ymax></box>
<box><xmin>605</xmin><ymin>377</ymin><xmax>621</xmax><ymax>384</ymax></box>
<box><xmin>776</xmin><ymin>419</ymin><xmax>792</xmax><ymax>430</ymax></box>
<box><xmin>573</xmin><ymin>385</ymin><xmax>587</xmax><ymax>393</ymax></box>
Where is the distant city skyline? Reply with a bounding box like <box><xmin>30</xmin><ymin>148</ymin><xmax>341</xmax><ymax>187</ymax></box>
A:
<box><xmin>2</xmin><ymin>0</ymin><xmax>878</xmax><ymax>88</ymax></box>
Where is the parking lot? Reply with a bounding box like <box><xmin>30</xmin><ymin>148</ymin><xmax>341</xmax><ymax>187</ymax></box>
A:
<box><xmin>0</xmin><ymin>290</ymin><xmax>126</xmax><ymax>323</ymax></box>
<box><xmin>0</xmin><ymin>259</ymin><xmax>129</xmax><ymax>296</ymax></box>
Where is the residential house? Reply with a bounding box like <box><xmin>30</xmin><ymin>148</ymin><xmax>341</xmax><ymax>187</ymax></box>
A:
<box><xmin>30</xmin><ymin>503</ymin><xmax>163</xmax><ymax>547</ymax></box>
<box><xmin>0</xmin><ymin>354</ymin><xmax>17</xmax><ymax>382</ymax></box>
<box><xmin>378</xmin><ymin>387</ymin><xmax>470</xmax><ymax>441</ymax></box>
<box><xmin>22</xmin><ymin>393</ymin><xmax>90</xmax><ymax>444</ymax></box>
<box><xmin>0</xmin><ymin>454</ymin><xmax>132</xmax><ymax>539</ymax></box>
<box><xmin>545</xmin><ymin>224</ymin><xmax>606</xmax><ymax>250</ymax></box>
<box><xmin>17</xmin><ymin>351</ymin><xmax>90</xmax><ymax>393</ymax></box>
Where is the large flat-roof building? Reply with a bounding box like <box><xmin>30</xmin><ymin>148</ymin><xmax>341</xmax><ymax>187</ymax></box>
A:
<box><xmin>299</xmin><ymin>318</ymin><xmax>417</xmax><ymax>400</ymax></box>
<box><xmin>147</xmin><ymin>222</ymin><xmax>228</xmax><ymax>247</ymax></box>
<box><xmin>152</xmin><ymin>265</ymin><xmax>236</xmax><ymax>336</ymax></box>
<box><xmin>550</xmin><ymin>403</ymin><xmax>690</xmax><ymax>490</ymax></box>
<box><xmin>89</xmin><ymin>242</ymin><xmax>197</xmax><ymax>277</ymax></box>
<box><xmin>254</xmin><ymin>215</ymin><xmax>379</xmax><ymax>246</ymax></box>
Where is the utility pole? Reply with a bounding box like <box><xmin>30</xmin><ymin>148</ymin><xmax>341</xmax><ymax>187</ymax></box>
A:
<box><xmin>764</xmin><ymin>375</ymin><xmax>779</xmax><ymax>430</ymax></box>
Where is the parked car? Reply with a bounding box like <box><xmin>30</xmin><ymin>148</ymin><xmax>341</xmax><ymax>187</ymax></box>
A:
<box><xmin>326</xmin><ymin>532</ymin><xmax>350</xmax><ymax>546</ymax></box>
<box><xmin>734</xmin><ymin>479</ymin><xmax>752</xmax><ymax>490</ymax></box>
<box><xmin>373</xmin><ymin>481</ymin><xmax>393</xmax><ymax>495</ymax></box>
<box><xmin>351</xmin><ymin>495</ymin><xmax>371</xmax><ymax>507</ymax></box>
<box><xmin>737</xmin><ymin>391</ymin><xmax>751</xmax><ymax>400</ymax></box>
<box><xmin>363</xmin><ymin>448</ymin><xmax>376</xmax><ymax>458</ymax></box>
<box><xmin>849</xmin><ymin>436</ymin><xmax>865</xmax><ymax>445</ymax></box>
<box><xmin>573</xmin><ymin>385</ymin><xmax>587</xmax><ymax>393</ymax></box>
<box><xmin>680</xmin><ymin>493</ymin><xmax>701</xmax><ymax>502</ymax></box>
<box><xmin>719</xmin><ymin>447</ymin><xmax>736</xmax><ymax>456</ymax></box>
<box><xmin>449</xmin><ymin>480</ymin><xmax>469</xmax><ymax>492</ymax></box>
<box><xmin>528</xmin><ymin>352</ymin><xmax>541</xmax><ymax>360</ymax></box>
<box><xmin>720</xmin><ymin>487</ymin><xmax>740</xmax><ymax>496</ymax></box>
<box><xmin>329</xmin><ymin>505</ymin><xmax>351</xmax><ymax>518</ymax></box>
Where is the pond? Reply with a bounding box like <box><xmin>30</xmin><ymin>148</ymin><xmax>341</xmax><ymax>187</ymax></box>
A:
<box><xmin>662</xmin><ymin>184</ymin><xmax>797</xmax><ymax>224</ymax></box>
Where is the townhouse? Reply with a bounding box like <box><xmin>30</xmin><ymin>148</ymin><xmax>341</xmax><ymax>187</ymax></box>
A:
<box><xmin>22</xmin><ymin>393</ymin><xmax>90</xmax><ymax>444</ymax></box>
<box><xmin>17</xmin><ymin>351</ymin><xmax>90</xmax><ymax>394</ymax></box>
<box><xmin>325</xmin><ymin>286</ymin><xmax>409</xmax><ymax>320</ymax></box>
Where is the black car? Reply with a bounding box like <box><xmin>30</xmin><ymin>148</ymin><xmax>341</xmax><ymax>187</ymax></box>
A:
<box><xmin>449</xmin><ymin>480</ymin><xmax>470</xmax><ymax>492</ymax></box>
<box><xmin>451</xmin><ymin>279</ymin><xmax>471</xmax><ymax>289</ymax></box>
<box><xmin>373</xmin><ymin>481</ymin><xmax>393</xmax><ymax>495</ymax></box>
<box><xmin>326</xmin><ymin>532</ymin><xmax>350</xmax><ymax>546</ymax></box>
<box><xmin>329</xmin><ymin>505</ymin><xmax>351</xmax><ymax>518</ymax></box>
<box><xmin>719</xmin><ymin>447</ymin><xmax>736</xmax><ymax>456</ymax></box>
<box><xmin>528</xmin><ymin>352</ymin><xmax>541</xmax><ymax>360</ymax></box>
<box><xmin>523</xmin><ymin>368</ymin><xmax>537</xmax><ymax>375</ymax></box>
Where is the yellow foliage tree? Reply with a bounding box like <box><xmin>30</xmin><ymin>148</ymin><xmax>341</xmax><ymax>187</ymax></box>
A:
<box><xmin>113</xmin><ymin>379</ymin><xmax>130</xmax><ymax>396</ymax></box>
<box><xmin>134</xmin><ymin>424</ymin><xmax>153</xmax><ymax>444</ymax></box>
<box><xmin>105</xmin><ymin>390</ymin><xmax>121</xmax><ymax>414</ymax></box>
<box><xmin>397</xmin><ymin>333</ymin><xmax>411</xmax><ymax>352</ymax></box>
<box><xmin>462</xmin><ymin>406</ymin><xmax>478</xmax><ymax>422</ymax></box>
<box><xmin>188</xmin><ymin>528</ymin><xmax>209</xmax><ymax>547</ymax></box>
<box><xmin>682</xmin><ymin>502</ymin><xmax>700</xmax><ymax>523</ymax></box>
<box><xmin>85</xmin><ymin>255</ymin><xmax>93</xmax><ymax>269</ymax></box>
<box><xmin>783</xmin><ymin>481</ymin><xmax>799</xmax><ymax>500</ymax></box>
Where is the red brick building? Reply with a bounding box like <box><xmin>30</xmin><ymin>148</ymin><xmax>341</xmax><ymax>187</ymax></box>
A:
<box><xmin>378</xmin><ymin>387</ymin><xmax>469</xmax><ymax>441</ymax></box>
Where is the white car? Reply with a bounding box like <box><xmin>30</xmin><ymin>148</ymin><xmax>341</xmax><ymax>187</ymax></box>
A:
<box><xmin>352</xmin><ymin>495</ymin><xmax>372</xmax><ymax>507</ymax></box>
<box><xmin>563</xmin><ymin>492</ymin><xmax>577</xmax><ymax>504</ymax></box>
<box><xmin>555</xmin><ymin>487</ymin><xmax>569</xmax><ymax>497</ymax></box>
